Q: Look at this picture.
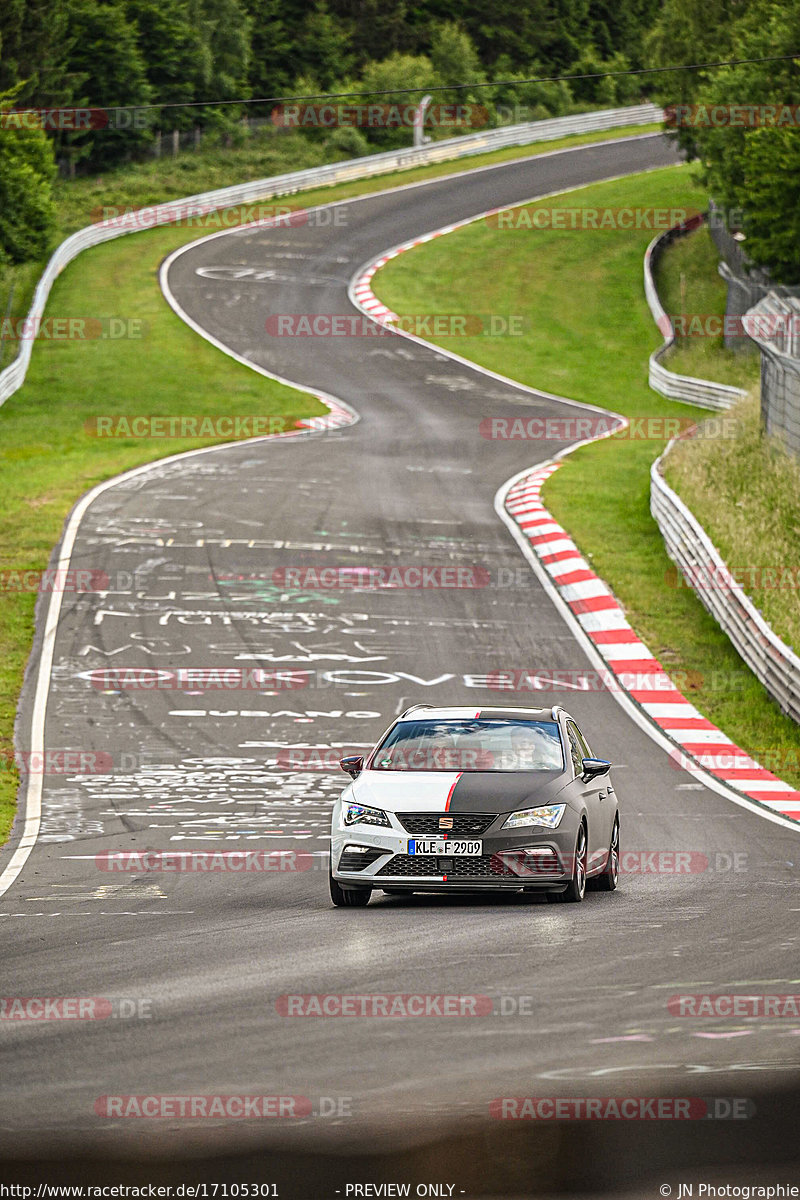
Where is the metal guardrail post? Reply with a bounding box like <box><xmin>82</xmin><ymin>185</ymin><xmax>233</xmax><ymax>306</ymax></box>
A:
<box><xmin>413</xmin><ymin>96</ymin><xmax>433</xmax><ymax>149</ymax></box>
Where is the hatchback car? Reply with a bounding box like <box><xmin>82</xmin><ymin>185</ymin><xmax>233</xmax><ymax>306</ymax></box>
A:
<box><xmin>329</xmin><ymin>704</ymin><xmax>619</xmax><ymax>906</ymax></box>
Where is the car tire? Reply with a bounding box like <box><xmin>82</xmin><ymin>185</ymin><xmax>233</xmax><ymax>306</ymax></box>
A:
<box><xmin>547</xmin><ymin>822</ymin><xmax>587</xmax><ymax>903</ymax></box>
<box><xmin>329</xmin><ymin>868</ymin><xmax>372</xmax><ymax>907</ymax></box>
<box><xmin>589</xmin><ymin>817</ymin><xmax>619</xmax><ymax>892</ymax></box>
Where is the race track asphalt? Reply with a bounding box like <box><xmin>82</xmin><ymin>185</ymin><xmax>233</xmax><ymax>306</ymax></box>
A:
<box><xmin>1</xmin><ymin>133</ymin><xmax>798</xmax><ymax>1193</ymax></box>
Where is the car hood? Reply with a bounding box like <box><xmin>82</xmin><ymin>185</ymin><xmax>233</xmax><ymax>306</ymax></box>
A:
<box><xmin>348</xmin><ymin>769</ymin><xmax>569</xmax><ymax>814</ymax></box>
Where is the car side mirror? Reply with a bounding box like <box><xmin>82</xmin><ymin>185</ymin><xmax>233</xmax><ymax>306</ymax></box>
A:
<box><xmin>581</xmin><ymin>757</ymin><xmax>611</xmax><ymax>781</ymax></box>
<box><xmin>340</xmin><ymin>755</ymin><xmax>364</xmax><ymax>779</ymax></box>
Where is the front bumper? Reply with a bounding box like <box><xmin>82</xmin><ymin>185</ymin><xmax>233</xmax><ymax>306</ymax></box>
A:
<box><xmin>331</xmin><ymin>811</ymin><xmax>579</xmax><ymax>891</ymax></box>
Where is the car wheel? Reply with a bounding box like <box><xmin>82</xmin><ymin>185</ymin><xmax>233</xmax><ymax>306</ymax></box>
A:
<box><xmin>547</xmin><ymin>822</ymin><xmax>587</xmax><ymax>904</ymax></box>
<box><xmin>329</xmin><ymin>868</ymin><xmax>372</xmax><ymax>907</ymax></box>
<box><xmin>589</xmin><ymin>817</ymin><xmax>619</xmax><ymax>892</ymax></box>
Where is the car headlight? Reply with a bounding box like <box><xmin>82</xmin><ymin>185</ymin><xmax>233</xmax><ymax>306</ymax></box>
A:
<box><xmin>342</xmin><ymin>802</ymin><xmax>391</xmax><ymax>828</ymax></box>
<box><xmin>502</xmin><ymin>804</ymin><xmax>566</xmax><ymax>830</ymax></box>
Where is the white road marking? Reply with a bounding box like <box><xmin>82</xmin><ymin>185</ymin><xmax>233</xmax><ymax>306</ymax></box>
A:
<box><xmin>495</xmin><ymin>468</ymin><xmax>800</xmax><ymax>834</ymax></box>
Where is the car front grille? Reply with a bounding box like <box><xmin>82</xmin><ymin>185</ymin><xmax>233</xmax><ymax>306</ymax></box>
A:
<box><xmin>397</xmin><ymin>812</ymin><xmax>497</xmax><ymax>836</ymax></box>
<box><xmin>377</xmin><ymin>849</ymin><xmax>562</xmax><ymax>879</ymax></box>
<box><xmin>377</xmin><ymin>854</ymin><xmax>508</xmax><ymax>879</ymax></box>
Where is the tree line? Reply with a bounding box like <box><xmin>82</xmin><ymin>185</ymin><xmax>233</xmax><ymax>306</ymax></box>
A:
<box><xmin>0</xmin><ymin>0</ymin><xmax>657</xmax><ymax>166</ymax></box>
<box><xmin>646</xmin><ymin>0</ymin><xmax>800</xmax><ymax>283</ymax></box>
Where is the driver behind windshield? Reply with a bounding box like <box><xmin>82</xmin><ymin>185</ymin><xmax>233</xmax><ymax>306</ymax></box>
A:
<box><xmin>502</xmin><ymin>724</ymin><xmax>559</xmax><ymax>770</ymax></box>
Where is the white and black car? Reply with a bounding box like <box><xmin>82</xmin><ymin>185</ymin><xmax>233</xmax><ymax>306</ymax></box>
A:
<box><xmin>329</xmin><ymin>704</ymin><xmax>620</xmax><ymax>906</ymax></box>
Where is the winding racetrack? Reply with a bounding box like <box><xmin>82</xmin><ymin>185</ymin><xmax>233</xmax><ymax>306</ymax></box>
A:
<box><xmin>2</xmin><ymin>133</ymin><xmax>799</xmax><ymax>1191</ymax></box>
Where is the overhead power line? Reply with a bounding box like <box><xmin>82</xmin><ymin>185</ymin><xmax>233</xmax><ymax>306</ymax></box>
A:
<box><xmin>7</xmin><ymin>51</ymin><xmax>800</xmax><ymax>116</ymax></box>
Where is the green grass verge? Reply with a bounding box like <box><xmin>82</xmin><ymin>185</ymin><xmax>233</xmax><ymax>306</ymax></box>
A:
<box><xmin>653</xmin><ymin>224</ymin><xmax>760</xmax><ymax>388</ymax></box>
<box><xmin>372</xmin><ymin>164</ymin><xmax>800</xmax><ymax>788</ymax></box>
<box><xmin>665</xmin><ymin>395</ymin><xmax>800</xmax><ymax>653</ymax></box>
<box><xmin>0</xmin><ymin>119</ymin><xmax>662</xmax><ymax>847</ymax></box>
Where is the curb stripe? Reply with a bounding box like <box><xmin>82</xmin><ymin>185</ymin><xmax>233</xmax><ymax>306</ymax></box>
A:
<box><xmin>347</xmin><ymin>164</ymin><xmax>800</xmax><ymax>836</ymax></box>
<box><xmin>502</xmin><ymin>465</ymin><xmax>800</xmax><ymax>823</ymax></box>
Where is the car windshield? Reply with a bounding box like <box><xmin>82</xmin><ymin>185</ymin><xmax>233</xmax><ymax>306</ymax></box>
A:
<box><xmin>371</xmin><ymin>718</ymin><xmax>564</xmax><ymax>772</ymax></box>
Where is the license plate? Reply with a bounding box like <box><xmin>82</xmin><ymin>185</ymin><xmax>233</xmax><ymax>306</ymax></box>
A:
<box><xmin>407</xmin><ymin>839</ymin><xmax>482</xmax><ymax>856</ymax></box>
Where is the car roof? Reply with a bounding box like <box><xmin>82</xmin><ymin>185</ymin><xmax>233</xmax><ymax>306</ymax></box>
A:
<box><xmin>395</xmin><ymin>705</ymin><xmax>566</xmax><ymax>722</ymax></box>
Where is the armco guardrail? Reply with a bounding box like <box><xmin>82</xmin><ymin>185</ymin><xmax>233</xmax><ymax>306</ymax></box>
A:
<box><xmin>651</xmin><ymin>442</ymin><xmax>800</xmax><ymax>723</ymax></box>
<box><xmin>0</xmin><ymin>103</ymin><xmax>661</xmax><ymax>409</ymax></box>
<box><xmin>643</xmin><ymin>216</ymin><xmax>747</xmax><ymax>411</ymax></box>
